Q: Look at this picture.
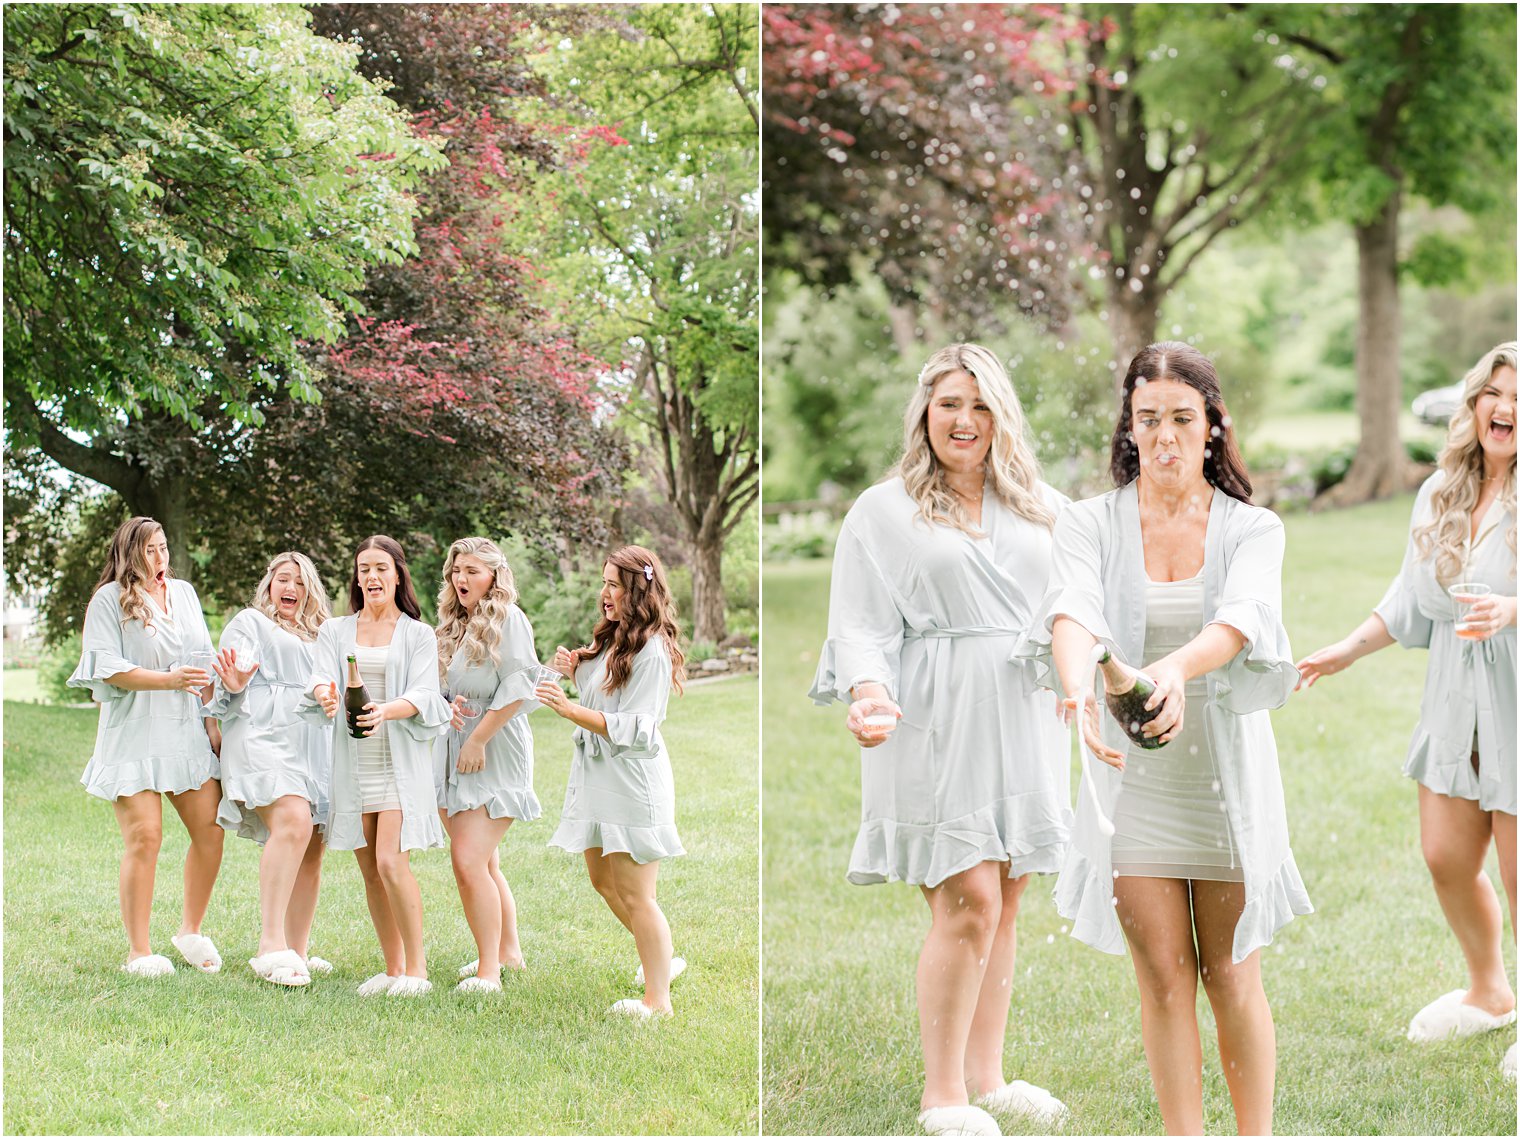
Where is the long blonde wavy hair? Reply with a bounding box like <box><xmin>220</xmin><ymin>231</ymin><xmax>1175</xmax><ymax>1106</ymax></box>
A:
<box><xmin>252</xmin><ymin>552</ymin><xmax>331</xmax><ymax>642</ymax></box>
<box><xmin>95</xmin><ymin>517</ymin><xmax>168</xmax><ymax>629</ymax></box>
<box><xmin>1414</xmin><ymin>341</ymin><xmax>1518</xmax><ymax>586</ymax></box>
<box><xmin>891</xmin><ymin>343</ymin><xmax>1055</xmax><ymax>535</ymax></box>
<box><xmin>435</xmin><ymin>537</ymin><xmax>519</xmax><ymax>678</ymax></box>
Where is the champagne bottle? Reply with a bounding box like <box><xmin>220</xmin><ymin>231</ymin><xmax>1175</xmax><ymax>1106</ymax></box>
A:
<box><xmin>1097</xmin><ymin>649</ymin><xmax>1166</xmax><ymax>750</ymax></box>
<box><xmin>344</xmin><ymin>653</ymin><xmax>371</xmax><ymax>740</ymax></box>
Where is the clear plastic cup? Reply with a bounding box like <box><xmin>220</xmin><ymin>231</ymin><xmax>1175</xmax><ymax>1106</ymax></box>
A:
<box><xmin>455</xmin><ymin>697</ymin><xmax>483</xmax><ymax>723</ymax></box>
<box><xmin>1450</xmin><ymin>582</ymin><xmax>1492</xmax><ymax>640</ymax></box>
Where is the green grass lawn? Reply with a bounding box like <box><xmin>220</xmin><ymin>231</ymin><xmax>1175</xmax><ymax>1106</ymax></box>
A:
<box><xmin>2</xmin><ymin>669</ymin><xmax>44</xmax><ymax>704</ymax></box>
<box><xmin>3</xmin><ymin>676</ymin><xmax>758</xmax><ymax>1135</ymax></box>
<box><xmin>762</xmin><ymin>496</ymin><xmax>1515</xmax><ymax>1136</ymax></box>
<box><xmin>1244</xmin><ymin>409</ymin><xmax>1445</xmax><ymax>455</ymax></box>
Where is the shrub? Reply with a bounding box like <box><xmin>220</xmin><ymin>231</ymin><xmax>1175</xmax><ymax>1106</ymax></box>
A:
<box><xmin>38</xmin><ymin>633</ymin><xmax>83</xmax><ymax>704</ymax></box>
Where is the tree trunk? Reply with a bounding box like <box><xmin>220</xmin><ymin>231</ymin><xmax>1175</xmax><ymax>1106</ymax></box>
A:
<box><xmin>1318</xmin><ymin>189</ymin><xmax>1419</xmax><ymax>506</ymax></box>
<box><xmin>1106</xmin><ymin>280</ymin><xmax>1162</xmax><ymax>390</ymax></box>
<box><xmin>688</xmin><ymin>524</ymin><xmax>727</xmax><ymax>646</ymax></box>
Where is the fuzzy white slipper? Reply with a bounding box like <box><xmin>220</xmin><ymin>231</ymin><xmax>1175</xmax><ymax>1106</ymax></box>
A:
<box><xmin>1407</xmin><ymin>989</ymin><xmax>1518</xmax><ymax>1042</ymax></box>
<box><xmin>634</xmin><ymin>955</ymin><xmax>687</xmax><ymax>988</ymax></box>
<box><xmin>977</xmin><ymin>1080</ymin><xmax>1068</xmax><ymax>1125</ymax></box>
<box><xmin>917</xmin><ymin>1105</ymin><xmax>1002</xmax><ymax>1137</ymax></box>
<box><xmin>386</xmin><ymin>976</ymin><xmax>432</xmax><ymax>998</ymax></box>
<box><xmin>455</xmin><ymin>976</ymin><xmax>502</xmax><ymax>994</ymax></box>
<box><xmin>1503</xmin><ymin>1041</ymin><xmax>1517</xmax><ymax>1080</ymax></box>
<box><xmin>609</xmin><ymin>998</ymin><xmax>669</xmax><ymax>1019</ymax></box>
<box><xmin>249</xmin><ymin>949</ymin><xmax>310</xmax><ymax>988</ymax></box>
<box><xmin>458</xmin><ymin>958</ymin><xmax>479</xmax><ymax>979</ymax></box>
<box><xmin>357</xmin><ymin>972</ymin><xmax>398</xmax><ymax>997</ymax></box>
<box><xmin>121</xmin><ymin>953</ymin><xmax>175</xmax><ymax>978</ymax></box>
<box><xmin>170</xmin><ymin>933</ymin><xmax>222</xmax><ymax>973</ymax></box>
<box><xmin>305</xmin><ymin>955</ymin><xmax>333</xmax><ymax>975</ymax></box>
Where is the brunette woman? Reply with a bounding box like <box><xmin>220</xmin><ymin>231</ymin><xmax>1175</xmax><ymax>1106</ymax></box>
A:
<box><xmin>536</xmin><ymin>545</ymin><xmax>686</xmax><ymax>1018</ymax></box>
<box><xmin>301</xmin><ymin>535</ymin><xmax>450</xmax><ymax>996</ymax></box>
<box><xmin>1023</xmin><ymin>342</ymin><xmax>1310</xmax><ymax>1135</ymax></box>
<box><xmin>69</xmin><ymin>517</ymin><xmax>226</xmax><ymax>976</ymax></box>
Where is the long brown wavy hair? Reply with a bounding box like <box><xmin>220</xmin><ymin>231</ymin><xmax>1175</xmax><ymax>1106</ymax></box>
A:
<box><xmin>1109</xmin><ymin>341</ymin><xmax>1254</xmax><ymax>504</ymax></box>
<box><xmin>96</xmin><ymin>516</ymin><xmax>168</xmax><ymax>628</ymax></box>
<box><xmin>572</xmin><ymin>545</ymin><xmax>686</xmax><ymax>695</ymax></box>
<box><xmin>347</xmin><ymin>535</ymin><xmax>423</xmax><ymax>619</ymax></box>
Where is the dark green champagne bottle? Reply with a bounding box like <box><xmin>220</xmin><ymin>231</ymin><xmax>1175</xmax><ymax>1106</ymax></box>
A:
<box><xmin>1097</xmin><ymin>649</ymin><xmax>1165</xmax><ymax>750</ymax></box>
<box><xmin>344</xmin><ymin>654</ymin><xmax>371</xmax><ymax>740</ymax></box>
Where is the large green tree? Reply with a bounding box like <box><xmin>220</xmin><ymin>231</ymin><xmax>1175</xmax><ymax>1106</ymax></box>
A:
<box><xmin>1261</xmin><ymin>4</ymin><xmax>1517</xmax><ymax>504</ymax></box>
<box><xmin>522</xmin><ymin>4</ymin><xmax>759</xmax><ymax>644</ymax></box>
<box><xmin>4</xmin><ymin>3</ymin><xmax>439</xmax><ymax>576</ymax></box>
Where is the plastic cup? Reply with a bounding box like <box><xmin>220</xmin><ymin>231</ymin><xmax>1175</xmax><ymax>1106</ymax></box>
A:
<box><xmin>1449</xmin><ymin>582</ymin><xmax>1492</xmax><ymax>640</ymax></box>
<box><xmin>455</xmin><ymin>697</ymin><xmax>482</xmax><ymax>723</ymax></box>
<box><xmin>861</xmin><ymin>712</ymin><xmax>897</xmax><ymax>739</ymax></box>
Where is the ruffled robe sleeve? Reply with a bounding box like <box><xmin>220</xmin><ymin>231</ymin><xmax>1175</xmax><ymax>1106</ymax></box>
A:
<box><xmin>296</xmin><ymin>620</ymin><xmax>343</xmax><ymax>726</ymax></box>
<box><xmin>1210</xmin><ymin>509</ymin><xmax>1298</xmax><ymax>713</ymax></box>
<box><xmin>68</xmin><ymin>587</ymin><xmax>138</xmax><ymax>702</ymax></box>
<box><xmin>601</xmin><ymin>639</ymin><xmax>671</xmax><ymax>755</ymax></box>
<box><xmin>487</xmin><ymin>607</ymin><xmax>542</xmax><ymax>716</ymax></box>
<box><xmin>809</xmin><ymin>517</ymin><xmax>905</xmax><ymax>704</ymax></box>
<box><xmin>391</xmin><ymin>621</ymin><xmax>452</xmax><ymax>742</ymax></box>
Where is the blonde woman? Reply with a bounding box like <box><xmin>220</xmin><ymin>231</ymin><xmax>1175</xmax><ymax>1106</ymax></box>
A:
<box><xmin>434</xmin><ymin>537</ymin><xmax>542</xmax><ymax>994</ymax></box>
<box><xmin>301</xmin><ymin>535</ymin><xmax>451</xmax><ymax>997</ymax></box>
<box><xmin>207</xmin><ymin>552</ymin><xmax>334</xmax><ymax>987</ymax></box>
<box><xmin>1299</xmin><ymin>342</ymin><xmax>1516</xmax><ymax>1075</ymax></box>
<box><xmin>69</xmin><ymin>517</ymin><xmax>226</xmax><ymax>977</ymax></box>
<box><xmin>810</xmin><ymin>345</ymin><xmax>1072</xmax><ymax>1137</ymax></box>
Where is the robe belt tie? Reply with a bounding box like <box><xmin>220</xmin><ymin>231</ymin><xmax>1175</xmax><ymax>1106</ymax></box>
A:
<box><xmin>1460</xmin><ymin>638</ymin><xmax>1498</xmax><ymax>666</ymax></box>
<box><xmin>573</xmin><ymin>726</ymin><xmax>613</xmax><ymax>761</ymax></box>
<box><xmin>903</xmin><ymin>624</ymin><xmax>1021</xmax><ymax>641</ymax></box>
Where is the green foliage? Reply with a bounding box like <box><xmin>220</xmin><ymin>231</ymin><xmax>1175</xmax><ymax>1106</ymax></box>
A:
<box><xmin>37</xmin><ymin>633</ymin><xmax>82</xmax><ymax>703</ymax></box>
<box><xmin>3</xmin><ymin>3</ymin><xmax>442</xmax><ymax>435</ymax></box>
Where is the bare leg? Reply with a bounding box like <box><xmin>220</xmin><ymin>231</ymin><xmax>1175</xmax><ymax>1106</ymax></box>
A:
<box><xmin>1492</xmin><ymin>810</ymin><xmax>1516</xmax><ymax>936</ymax></box>
<box><xmin>448</xmin><ymin>808</ymin><xmax>514</xmax><ymax>979</ymax></box>
<box><xmin>1115</xmin><ymin>876</ymin><xmax>1203</xmax><ymax>1135</ymax></box>
<box><xmin>1193</xmin><ymin>881</ymin><xmax>1275</xmax><ymax>1136</ymax></box>
<box><xmin>355</xmin><ymin>813</ymin><xmax>404</xmax><ymax>975</ymax></box>
<box><xmin>964</xmin><ymin>871</ymin><xmax>1030</xmax><ymax>1097</ymax></box>
<box><xmin>490</xmin><ymin>846</ymin><xmax>524</xmax><ymax>968</ymax></box>
<box><xmin>112</xmin><ymin>791</ymin><xmax>164</xmax><ymax>960</ymax></box>
<box><xmin>166</xmin><ymin>780</ymin><xmax>224</xmax><ymax>937</ymax></box>
<box><xmin>373</xmin><ymin>809</ymin><xmax>426</xmax><ymax>978</ymax></box>
<box><xmin>1419</xmin><ymin>786</ymin><xmax>1515</xmax><ymax>1015</ymax></box>
<box><xmin>606</xmin><ymin>853</ymin><xmax>673</xmax><ymax>1012</ymax></box>
<box><xmin>584</xmin><ymin>848</ymin><xmax>635</xmax><ymax>933</ymax></box>
<box><xmin>917</xmin><ymin>860</ymin><xmax>1004</xmax><ymax>1110</ymax></box>
<box><xmin>249</xmin><ymin>796</ymin><xmax>313</xmax><ymax>955</ymax></box>
<box><xmin>286</xmin><ymin>830</ymin><xmax>325</xmax><ymax>958</ymax></box>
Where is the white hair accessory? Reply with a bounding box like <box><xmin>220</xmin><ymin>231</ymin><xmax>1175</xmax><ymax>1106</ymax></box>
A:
<box><xmin>642</xmin><ymin>564</ymin><xmax>654</xmax><ymax>582</ymax></box>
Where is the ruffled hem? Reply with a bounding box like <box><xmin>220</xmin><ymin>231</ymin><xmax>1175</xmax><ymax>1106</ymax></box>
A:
<box><xmin>548</xmin><ymin>817</ymin><xmax>684</xmax><ymax>864</ymax></box>
<box><xmin>217</xmin><ymin>770</ymin><xmax>327</xmax><ymax>843</ymax></box>
<box><xmin>1404</xmin><ymin>731</ymin><xmax>1515</xmax><ymax>815</ymax></box>
<box><xmin>847</xmin><ymin>796</ymin><xmax>1071</xmax><ymax>888</ymax></box>
<box><xmin>81</xmin><ymin>754</ymin><xmax>219</xmax><ymax>802</ymax></box>
<box><xmin>1056</xmin><ymin>846</ymin><xmax>1313</xmax><ymax>963</ymax></box>
<box><xmin>444</xmin><ymin>785</ymin><xmax>542</xmax><ymax>822</ymax></box>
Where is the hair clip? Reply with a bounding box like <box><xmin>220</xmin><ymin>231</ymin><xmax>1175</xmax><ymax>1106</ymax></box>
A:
<box><xmin>642</xmin><ymin>564</ymin><xmax>654</xmax><ymax>582</ymax></box>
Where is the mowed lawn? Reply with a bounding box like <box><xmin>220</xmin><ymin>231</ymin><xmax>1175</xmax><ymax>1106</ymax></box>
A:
<box><xmin>3</xmin><ymin>676</ymin><xmax>758</xmax><ymax>1135</ymax></box>
<box><xmin>762</xmin><ymin>495</ymin><xmax>1515</xmax><ymax>1136</ymax></box>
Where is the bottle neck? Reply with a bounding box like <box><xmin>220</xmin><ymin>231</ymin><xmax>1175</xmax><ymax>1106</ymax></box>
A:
<box><xmin>1096</xmin><ymin>650</ymin><xmax>1137</xmax><ymax>696</ymax></box>
<box><xmin>346</xmin><ymin>657</ymin><xmax>362</xmax><ymax>687</ymax></box>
